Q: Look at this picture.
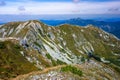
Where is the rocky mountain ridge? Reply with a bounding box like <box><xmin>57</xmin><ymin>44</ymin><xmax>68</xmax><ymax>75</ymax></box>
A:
<box><xmin>41</xmin><ymin>18</ymin><xmax>120</xmax><ymax>38</ymax></box>
<box><xmin>0</xmin><ymin>20</ymin><xmax>120</xmax><ymax>80</ymax></box>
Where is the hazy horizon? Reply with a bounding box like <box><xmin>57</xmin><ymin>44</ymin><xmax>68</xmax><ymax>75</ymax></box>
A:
<box><xmin>0</xmin><ymin>14</ymin><xmax>120</xmax><ymax>23</ymax></box>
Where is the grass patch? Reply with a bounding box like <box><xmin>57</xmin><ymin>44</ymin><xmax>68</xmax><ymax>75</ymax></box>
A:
<box><xmin>46</xmin><ymin>54</ymin><xmax>66</xmax><ymax>66</ymax></box>
<box><xmin>46</xmin><ymin>54</ymin><xmax>56</xmax><ymax>66</ymax></box>
<box><xmin>61</xmin><ymin>65</ymin><xmax>83</xmax><ymax>76</ymax></box>
<box><xmin>56</xmin><ymin>59</ymin><xmax>66</xmax><ymax>65</ymax></box>
<box><xmin>0</xmin><ymin>42</ymin><xmax>6</xmax><ymax>49</ymax></box>
<box><xmin>46</xmin><ymin>54</ymin><xmax>52</xmax><ymax>59</ymax></box>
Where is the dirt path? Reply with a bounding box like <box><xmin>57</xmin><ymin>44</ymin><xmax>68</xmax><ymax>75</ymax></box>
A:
<box><xmin>10</xmin><ymin>65</ymin><xmax>66</xmax><ymax>80</ymax></box>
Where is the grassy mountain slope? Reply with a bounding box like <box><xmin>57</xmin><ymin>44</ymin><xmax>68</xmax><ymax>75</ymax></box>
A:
<box><xmin>12</xmin><ymin>60</ymin><xmax>120</xmax><ymax>80</ymax></box>
<box><xmin>41</xmin><ymin>18</ymin><xmax>120</xmax><ymax>38</ymax></box>
<box><xmin>0</xmin><ymin>40</ymin><xmax>38</xmax><ymax>79</ymax></box>
<box><xmin>0</xmin><ymin>20</ymin><xmax>120</xmax><ymax>79</ymax></box>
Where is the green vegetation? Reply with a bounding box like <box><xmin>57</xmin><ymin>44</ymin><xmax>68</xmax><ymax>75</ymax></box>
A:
<box><xmin>81</xmin><ymin>57</ymin><xmax>85</xmax><ymax>63</ymax></box>
<box><xmin>0</xmin><ymin>41</ymin><xmax>38</xmax><ymax>79</ymax></box>
<box><xmin>61</xmin><ymin>65</ymin><xmax>83</xmax><ymax>76</ymax></box>
<box><xmin>46</xmin><ymin>54</ymin><xmax>52</xmax><ymax>59</ymax></box>
<box><xmin>0</xmin><ymin>42</ymin><xmax>6</xmax><ymax>49</ymax></box>
<box><xmin>107</xmin><ymin>58</ymin><xmax>120</xmax><ymax>73</ymax></box>
<box><xmin>110</xmin><ymin>64</ymin><xmax>120</xmax><ymax>74</ymax></box>
<box><xmin>46</xmin><ymin>54</ymin><xmax>57</xmax><ymax>66</ymax></box>
<box><xmin>59</xmin><ymin>25</ymin><xmax>81</xmax><ymax>56</ymax></box>
<box><xmin>57</xmin><ymin>25</ymin><xmax>120</xmax><ymax>74</ymax></box>
<box><xmin>37</xmin><ymin>54</ymin><xmax>51</xmax><ymax>67</ymax></box>
<box><xmin>46</xmin><ymin>54</ymin><xmax>66</xmax><ymax>66</ymax></box>
<box><xmin>56</xmin><ymin>59</ymin><xmax>66</xmax><ymax>65</ymax></box>
<box><xmin>14</xmin><ymin>44</ymin><xmax>21</xmax><ymax>49</ymax></box>
<box><xmin>34</xmin><ymin>42</ymin><xmax>42</xmax><ymax>48</ymax></box>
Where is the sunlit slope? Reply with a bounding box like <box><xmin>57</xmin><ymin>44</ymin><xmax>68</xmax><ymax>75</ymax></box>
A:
<box><xmin>0</xmin><ymin>20</ymin><xmax>120</xmax><ymax>79</ymax></box>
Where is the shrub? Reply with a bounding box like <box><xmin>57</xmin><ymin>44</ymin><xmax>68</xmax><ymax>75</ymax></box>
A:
<box><xmin>0</xmin><ymin>42</ymin><xmax>5</xmax><ymax>49</ymax></box>
<box><xmin>57</xmin><ymin>59</ymin><xmax>66</xmax><ymax>65</ymax></box>
<box><xmin>46</xmin><ymin>54</ymin><xmax>52</xmax><ymax>59</ymax></box>
<box><xmin>14</xmin><ymin>44</ymin><xmax>21</xmax><ymax>49</ymax></box>
<box><xmin>81</xmin><ymin>57</ymin><xmax>85</xmax><ymax>62</ymax></box>
<box><xmin>46</xmin><ymin>54</ymin><xmax>57</xmax><ymax>66</ymax></box>
<box><xmin>61</xmin><ymin>65</ymin><xmax>82</xmax><ymax>76</ymax></box>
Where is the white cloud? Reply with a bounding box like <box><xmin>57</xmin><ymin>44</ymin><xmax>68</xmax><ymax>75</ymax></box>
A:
<box><xmin>0</xmin><ymin>1</ymin><xmax>120</xmax><ymax>14</ymax></box>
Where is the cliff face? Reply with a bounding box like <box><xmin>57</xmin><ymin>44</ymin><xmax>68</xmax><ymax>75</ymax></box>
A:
<box><xmin>0</xmin><ymin>20</ymin><xmax>120</xmax><ymax>80</ymax></box>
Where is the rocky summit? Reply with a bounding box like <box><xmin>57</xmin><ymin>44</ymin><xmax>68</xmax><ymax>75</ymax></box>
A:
<box><xmin>0</xmin><ymin>20</ymin><xmax>120</xmax><ymax>80</ymax></box>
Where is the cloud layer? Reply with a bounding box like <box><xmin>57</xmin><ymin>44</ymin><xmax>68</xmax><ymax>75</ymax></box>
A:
<box><xmin>0</xmin><ymin>0</ymin><xmax>120</xmax><ymax>15</ymax></box>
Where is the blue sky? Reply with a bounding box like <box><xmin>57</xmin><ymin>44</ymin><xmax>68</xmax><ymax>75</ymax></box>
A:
<box><xmin>2</xmin><ymin>0</ymin><xmax>120</xmax><ymax>2</ymax></box>
<box><xmin>0</xmin><ymin>0</ymin><xmax>120</xmax><ymax>15</ymax></box>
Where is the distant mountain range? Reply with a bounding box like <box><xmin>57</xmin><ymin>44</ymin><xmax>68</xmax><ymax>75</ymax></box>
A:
<box><xmin>41</xmin><ymin>18</ymin><xmax>120</xmax><ymax>38</ymax></box>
